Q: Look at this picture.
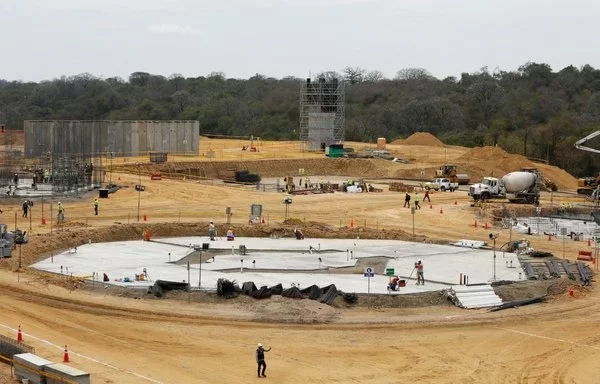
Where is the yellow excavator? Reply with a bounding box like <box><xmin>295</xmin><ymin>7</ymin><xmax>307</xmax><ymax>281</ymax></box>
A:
<box><xmin>436</xmin><ymin>165</ymin><xmax>470</xmax><ymax>185</ymax></box>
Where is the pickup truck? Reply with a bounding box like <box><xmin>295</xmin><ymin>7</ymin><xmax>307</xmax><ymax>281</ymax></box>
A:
<box><xmin>423</xmin><ymin>178</ymin><xmax>458</xmax><ymax>192</ymax></box>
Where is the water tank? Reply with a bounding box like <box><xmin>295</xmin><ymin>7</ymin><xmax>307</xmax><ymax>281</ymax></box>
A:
<box><xmin>502</xmin><ymin>172</ymin><xmax>537</xmax><ymax>193</ymax></box>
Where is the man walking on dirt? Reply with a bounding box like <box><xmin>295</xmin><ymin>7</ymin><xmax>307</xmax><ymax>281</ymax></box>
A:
<box><xmin>22</xmin><ymin>200</ymin><xmax>29</xmax><ymax>218</ymax></box>
<box><xmin>94</xmin><ymin>198</ymin><xmax>99</xmax><ymax>216</ymax></box>
<box><xmin>423</xmin><ymin>189</ymin><xmax>431</xmax><ymax>202</ymax></box>
<box><xmin>256</xmin><ymin>343</ymin><xmax>272</xmax><ymax>378</ymax></box>
<box><xmin>414</xmin><ymin>192</ymin><xmax>421</xmax><ymax>210</ymax></box>
<box><xmin>404</xmin><ymin>192</ymin><xmax>411</xmax><ymax>208</ymax></box>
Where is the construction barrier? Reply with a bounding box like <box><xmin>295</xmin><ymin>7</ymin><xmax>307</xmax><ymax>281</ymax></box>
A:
<box><xmin>577</xmin><ymin>250</ymin><xmax>594</xmax><ymax>262</ymax></box>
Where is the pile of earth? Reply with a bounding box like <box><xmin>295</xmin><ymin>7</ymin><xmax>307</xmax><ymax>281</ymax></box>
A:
<box><xmin>455</xmin><ymin>146</ymin><xmax>577</xmax><ymax>191</ymax></box>
<box><xmin>390</xmin><ymin>132</ymin><xmax>445</xmax><ymax>147</ymax></box>
<box><xmin>119</xmin><ymin>158</ymin><xmax>411</xmax><ymax>179</ymax></box>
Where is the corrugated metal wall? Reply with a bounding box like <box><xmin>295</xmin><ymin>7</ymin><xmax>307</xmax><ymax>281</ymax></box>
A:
<box><xmin>24</xmin><ymin>120</ymin><xmax>200</xmax><ymax>157</ymax></box>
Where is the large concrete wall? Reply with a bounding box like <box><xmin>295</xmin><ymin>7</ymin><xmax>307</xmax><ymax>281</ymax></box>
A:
<box><xmin>24</xmin><ymin>120</ymin><xmax>200</xmax><ymax>157</ymax></box>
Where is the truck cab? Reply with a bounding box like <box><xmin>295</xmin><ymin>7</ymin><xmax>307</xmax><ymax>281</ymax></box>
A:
<box><xmin>469</xmin><ymin>177</ymin><xmax>504</xmax><ymax>200</ymax></box>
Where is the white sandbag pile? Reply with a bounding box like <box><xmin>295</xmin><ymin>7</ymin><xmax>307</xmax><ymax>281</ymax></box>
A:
<box><xmin>445</xmin><ymin>284</ymin><xmax>502</xmax><ymax>309</ymax></box>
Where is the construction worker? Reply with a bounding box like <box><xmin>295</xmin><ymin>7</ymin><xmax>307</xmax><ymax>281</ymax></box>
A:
<box><xmin>43</xmin><ymin>169</ymin><xmax>49</xmax><ymax>183</ymax></box>
<box><xmin>423</xmin><ymin>189</ymin><xmax>431</xmax><ymax>202</ymax></box>
<box><xmin>22</xmin><ymin>200</ymin><xmax>29</xmax><ymax>218</ymax></box>
<box><xmin>388</xmin><ymin>276</ymin><xmax>399</xmax><ymax>291</ymax></box>
<box><xmin>294</xmin><ymin>228</ymin><xmax>304</xmax><ymax>240</ymax></box>
<box><xmin>415</xmin><ymin>259</ymin><xmax>424</xmax><ymax>285</ymax></box>
<box><xmin>94</xmin><ymin>198</ymin><xmax>99</xmax><ymax>216</ymax></box>
<box><xmin>414</xmin><ymin>192</ymin><xmax>421</xmax><ymax>209</ymax></box>
<box><xmin>226</xmin><ymin>228</ymin><xmax>235</xmax><ymax>241</ymax></box>
<box><xmin>57</xmin><ymin>202</ymin><xmax>65</xmax><ymax>225</ymax></box>
<box><xmin>404</xmin><ymin>192</ymin><xmax>411</xmax><ymax>208</ymax></box>
<box><xmin>209</xmin><ymin>221</ymin><xmax>216</xmax><ymax>241</ymax></box>
<box><xmin>256</xmin><ymin>343</ymin><xmax>272</xmax><ymax>378</ymax></box>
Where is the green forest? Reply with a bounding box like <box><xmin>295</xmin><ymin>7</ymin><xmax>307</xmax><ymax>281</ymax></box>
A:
<box><xmin>1</xmin><ymin>62</ymin><xmax>600</xmax><ymax>176</ymax></box>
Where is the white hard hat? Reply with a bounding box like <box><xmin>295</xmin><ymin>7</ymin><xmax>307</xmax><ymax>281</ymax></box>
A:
<box><xmin>58</xmin><ymin>202</ymin><xmax>61</xmax><ymax>204</ymax></box>
<box><xmin>257</xmin><ymin>343</ymin><xmax>262</xmax><ymax>347</ymax></box>
<box><xmin>418</xmin><ymin>259</ymin><xmax>422</xmax><ymax>263</ymax></box>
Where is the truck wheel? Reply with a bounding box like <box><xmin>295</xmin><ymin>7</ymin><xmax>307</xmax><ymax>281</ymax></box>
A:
<box><xmin>526</xmin><ymin>195</ymin><xmax>535</xmax><ymax>204</ymax></box>
<box><xmin>481</xmin><ymin>193</ymin><xmax>490</xmax><ymax>201</ymax></box>
<box><xmin>440</xmin><ymin>186</ymin><xmax>446</xmax><ymax>192</ymax></box>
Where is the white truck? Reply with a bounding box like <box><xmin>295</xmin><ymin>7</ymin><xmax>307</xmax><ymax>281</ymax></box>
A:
<box><xmin>424</xmin><ymin>178</ymin><xmax>458</xmax><ymax>192</ymax></box>
<box><xmin>468</xmin><ymin>171</ymin><xmax>541</xmax><ymax>204</ymax></box>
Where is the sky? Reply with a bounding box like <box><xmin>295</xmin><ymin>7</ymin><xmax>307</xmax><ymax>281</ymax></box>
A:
<box><xmin>0</xmin><ymin>0</ymin><xmax>598</xmax><ymax>82</ymax></box>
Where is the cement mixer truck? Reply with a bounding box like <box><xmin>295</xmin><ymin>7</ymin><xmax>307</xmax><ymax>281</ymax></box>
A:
<box><xmin>468</xmin><ymin>170</ymin><xmax>541</xmax><ymax>205</ymax></box>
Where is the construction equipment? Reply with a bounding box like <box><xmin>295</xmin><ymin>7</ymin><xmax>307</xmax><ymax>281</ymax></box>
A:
<box><xmin>574</xmin><ymin>131</ymin><xmax>600</xmax><ymax>196</ymax></box>
<box><xmin>576</xmin><ymin>174</ymin><xmax>600</xmax><ymax>195</ymax></box>
<box><xmin>469</xmin><ymin>169</ymin><xmax>542</xmax><ymax>204</ymax></box>
<box><xmin>242</xmin><ymin>135</ymin><xmax>258</xmax><ymax>152</ymax></box>
<box><xmin>436</xmin><ymin>165</ymin><xmax>470</xmax><ymax>185</ymax></box>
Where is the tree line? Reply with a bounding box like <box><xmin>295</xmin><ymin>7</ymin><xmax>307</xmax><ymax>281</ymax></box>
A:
<box><xmin>1</xmin><ymin>62</ymin><xmax>600</xmax><ymax>176</ymax></box>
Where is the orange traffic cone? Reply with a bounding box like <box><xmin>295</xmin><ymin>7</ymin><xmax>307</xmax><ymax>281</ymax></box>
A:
<box><xmin>350</xmin><ymin>218</ymin><xmax>355</xmax><ymax>228</ymax></box>
<box><xmin>588</xmin><ymin>239</ymin><xmax>591</xmax><ymax>246</ymax></box>
<box><xmin>454</xmin><ymin>200</ymin><xmax>457</xmax><ymax>205</ymax></box>
<box><xmin>63</xmin><ymin>345</ymin><xmax>70</xmax><ymax>363</ymax></box>
<box><xmin>548</xmin><ymin>235</ymin><xmax>552</xmax><ymax>241</ymax></box>
<box><xmin>429</xmin><ymin>204</ymin><xmax>433</xmax><ymax>209</ymax></box>
<box><xmin>261</xmin><ymin>217</ymin><xmax>265</xmax><ymax>224</ymax></box>
<box><xmin>41</xmin><ymin>217</ymin><xmax>46</xmax><ymax>225</ymax></box>
<box><xmin>568</xmin><ymin>288</ymin><xmax>574</xmax><ymax>297</ymax></box>
<box><xmin>143</xmin><ymin>214</ymin><xmax>147</xmax><ymax>222</ymax></box>
<box><xmin>118</xmin><ymin>176</ymin><xmax>121</xmax><ymax>181</ymax></box>
<box><xmin>17</xmin><ymin>325</ymin><xmax>22</xmax><ymax>342</ymax></box>
<box><xmin>439</xmin><ymin>208</ymin><xmax>443</xmax><ymax>214</ymax></box>
<box><xmin>473</xmin><ymin>220</ymin><xmax>477</xmax><ymax>228</ymax></box>
<box><xmin>484</xmin><ymin>222</ymin><xmax>488</xmax><ymax>229</ymax></box>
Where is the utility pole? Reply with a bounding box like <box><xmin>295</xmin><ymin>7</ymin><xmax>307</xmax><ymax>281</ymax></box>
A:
<box><xmin>136</xmin><ymin>162</ymin><xmax>142</xmax><ymax>221</ymax></box>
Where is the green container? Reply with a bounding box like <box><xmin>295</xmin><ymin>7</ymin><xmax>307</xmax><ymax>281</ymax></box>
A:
<box><xmin>328</xmin><ymin>144</ymin><xmax>344</xmax><ymax>158</ymax></box>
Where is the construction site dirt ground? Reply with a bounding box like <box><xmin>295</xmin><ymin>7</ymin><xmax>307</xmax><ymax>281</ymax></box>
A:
<box><xmin>0</xmin><ymin>136</ymin><xmax>598</xmax><ymax>383</ymax></box>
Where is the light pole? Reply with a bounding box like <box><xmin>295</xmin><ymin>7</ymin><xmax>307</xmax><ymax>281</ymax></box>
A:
<box><xmin>109</xmin><ymin>152</ymin><xmax>114</xmax><ymax>186</ymax></box>
<box><xmin>489</xmin><ymin>233</ymin><xmax>498</xmax><ymax>281</ymax></box>
<box><xmin>136</xmin><ymin>162</ymin><xmax>142</xmax><ymax>222</ymax></box>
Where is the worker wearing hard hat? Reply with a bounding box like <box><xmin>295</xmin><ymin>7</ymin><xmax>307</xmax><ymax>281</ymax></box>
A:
<box><xmin>256</xmin><ymin>343</ymin><xmax>272</xmax><ymax>378</ymax></box>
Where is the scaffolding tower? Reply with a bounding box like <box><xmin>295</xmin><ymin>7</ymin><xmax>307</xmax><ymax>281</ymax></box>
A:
<box><xmin>299</xmin><ymin>78</ymin><xmax>345</xmax><ymax>151</ymax></box>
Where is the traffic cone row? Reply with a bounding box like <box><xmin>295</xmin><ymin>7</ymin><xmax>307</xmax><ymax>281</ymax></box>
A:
<box><xmin>16</xmin><ymin>326</ymin><xmax>71</xmax><ymax>363</ymax></box>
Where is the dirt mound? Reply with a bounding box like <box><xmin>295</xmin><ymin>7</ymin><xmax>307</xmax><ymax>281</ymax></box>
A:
<box><xmin>391</xmin><ymin>132</ymin><xmax>445</xmax><ymax>147</ymax></box>
<box><xmin>455</xmin><ymin>146</ymin><xmax>577</xmax><ymax>190</ymax></box>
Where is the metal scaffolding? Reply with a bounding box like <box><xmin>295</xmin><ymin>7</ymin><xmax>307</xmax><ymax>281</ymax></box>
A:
<box><xmin>299</xmin><ymin>78</ymin><xmax>345</xmax><ymax>151</ymax></box>
<box><xmin>0</xmin><ymin>129</ymin><xmax>104</xmax><ymax>197</ymax></box>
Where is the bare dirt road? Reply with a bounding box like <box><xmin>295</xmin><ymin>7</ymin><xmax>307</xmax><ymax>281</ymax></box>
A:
<box><xmin>0</xmin><ymin>270</ymin><xmax>598</xmax><ymax>384</ymax></box>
